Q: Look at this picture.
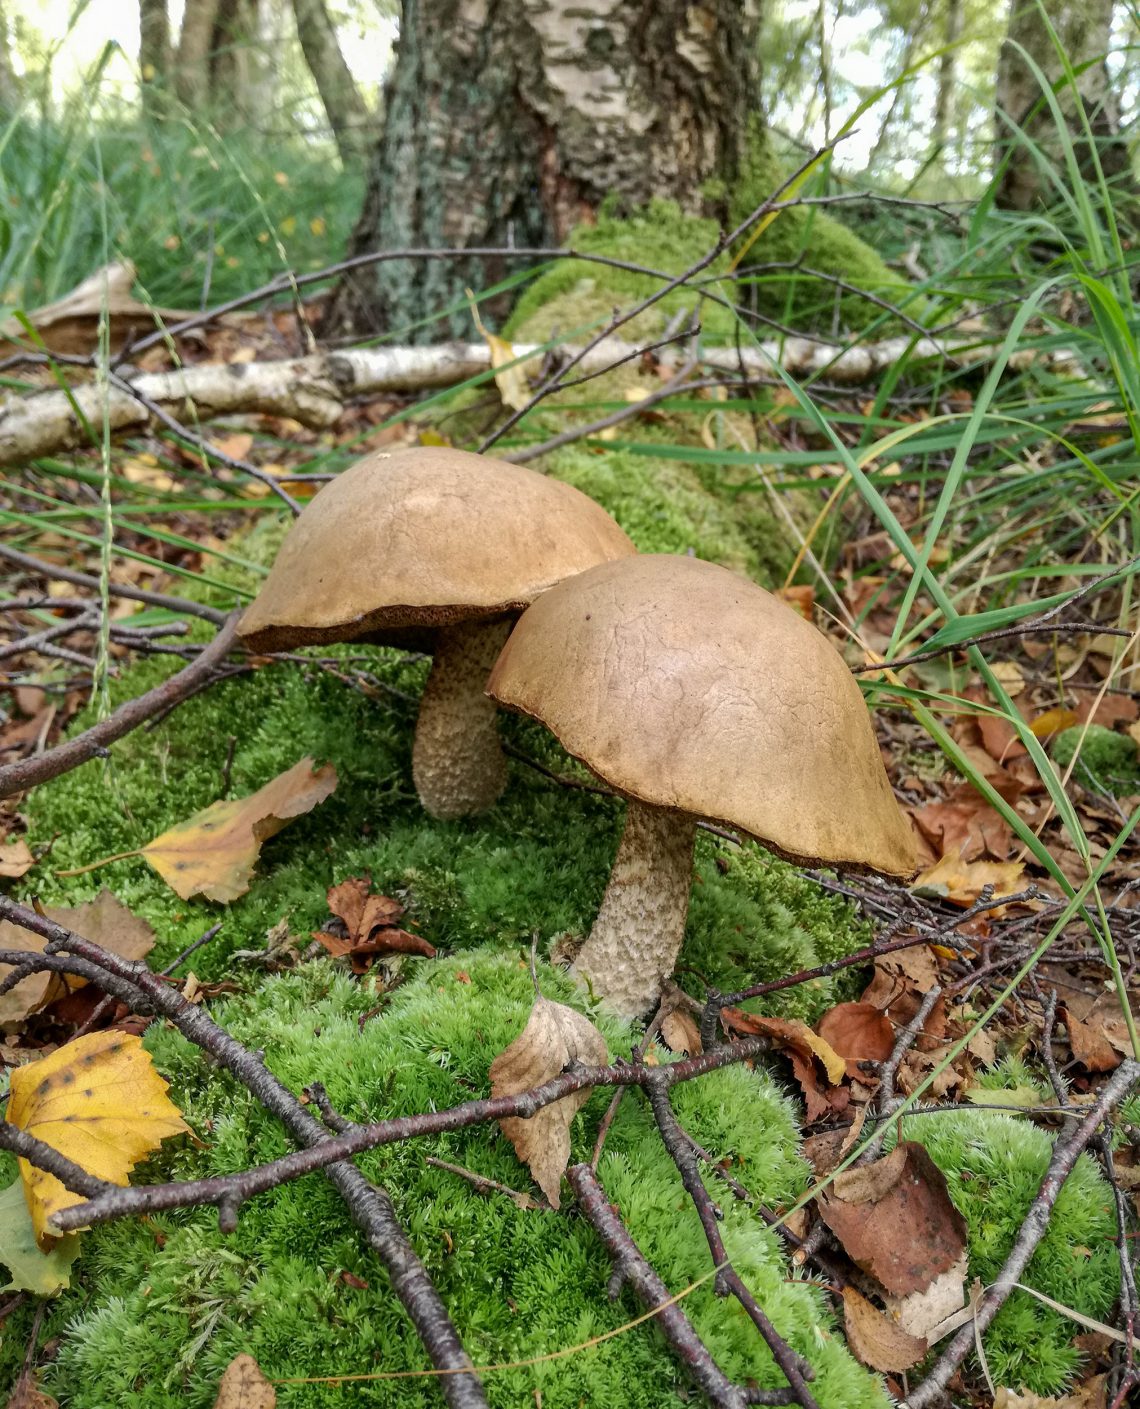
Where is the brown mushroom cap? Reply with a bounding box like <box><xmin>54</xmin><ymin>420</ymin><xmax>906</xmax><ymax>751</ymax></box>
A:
<box><xmin>237</xmin><ymin>446</ymin><xmax>636</xmax><ymax>652</ymax></box>
<box><xmin>486</xmin><ymin>554</ymin><xmax>916</xmax><ymax>877</ymax></box>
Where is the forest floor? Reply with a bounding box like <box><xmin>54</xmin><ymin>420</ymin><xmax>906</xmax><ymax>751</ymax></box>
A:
<box><xmin>2</xmin><ymin>135</ymin><xmax>1140</xmax><ymax>1409</ymax></box>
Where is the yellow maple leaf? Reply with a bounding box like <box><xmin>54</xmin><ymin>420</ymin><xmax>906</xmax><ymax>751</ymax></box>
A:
<box><xmin>8</xmin><ymin>1031</ymin><xmax>189</xmax><ymax>1247</ymax></box>
<box><xmin>141</xmin><ymin>757</ymin><xmax>338</xmax><ymax>903</ymax></box>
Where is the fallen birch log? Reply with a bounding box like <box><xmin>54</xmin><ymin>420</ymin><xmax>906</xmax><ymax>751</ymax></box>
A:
<box><xmin>0</xmin><ymin>335</ymin><xmax>1081</xmax><ymax>469</ymax></box>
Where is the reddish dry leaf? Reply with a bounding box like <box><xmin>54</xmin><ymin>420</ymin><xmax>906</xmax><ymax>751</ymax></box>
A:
<box><xmin>842</xmin><ymin>1286</ymin><xmax>928</xmax><ymax>1373</ymax></box>
<box><xmin>911</xmin><ymin>788</ymin><xmax>1013</xmax><ymax>861</ymax></box>
<box><xmin>816</xmin><ymin>1002</ymin><xmax>894</xmax><ymax>1078</ymax></box>
<box><xmin>0</xmin><ymin>891</ymin><xmax>154</xmax><ymax>1030</ymax></box>
<box><xmin>1062</xmin><ymin>1007</ymin><xmax>1119</xmax><ymax>1072</ymax></box>
<box><xmin>313</xmin><ymin>876</ymin><xmax>435</xmax><ymax>967</ymax></box>
<box><xmin>721</xmin><ymin>1007</ymin><xmax>845</xmax><ymax>1123</ymax></box>
<box><xmin>861</xmin><ymin>947</ymin><xmax>947</xmax><ymax>1046</ymax></box>
<box><xmin>1073</xmin><ymin>690</ymin><xmax>1138</xmax><ymax>728</ymax></box>
<box><xmin>817</xmin><ymin>1141</ymin><xmax>967</xmax><ymax>1296</ymax></box>
<box><xmin>775</xmin><ymin>585</ymin><xmax>814</xmax><ymax>621</ymax></box>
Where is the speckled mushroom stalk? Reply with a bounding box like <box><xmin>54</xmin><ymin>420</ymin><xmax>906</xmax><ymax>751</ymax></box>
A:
<box><xmin>412</xmin><ymin>618</ymin><xmax>513</xmax><ymax>820</ymax></box>
<box><xmin>570</xmin><ymin>800</ymin><xmax>697</xmax><ymax>1019</ymax></box>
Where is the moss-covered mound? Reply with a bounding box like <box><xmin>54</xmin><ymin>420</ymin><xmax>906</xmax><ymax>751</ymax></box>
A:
<box><xmin>0</xmin><ymin>951</ymin><xmax>887</xmax><ymax>1408</ymax></box>
<box><xmin>725</xmin><ymin>127</ymin><xmax>916</xmax><ymax>336</ymax></box>
<box><xmin>507</xmin><ymin>141</ymin><xmax>911</xmax><ymax>348</ymax></box>
<box><xmin>1053</xmin><ymin>723</ymin><xmax>1140</xmax><ymax>796</ymax></box>
<box><xmin>900</xmin><ymin>1108</ymin><xmax>1119</xmax><ymax>1395</ymax></box>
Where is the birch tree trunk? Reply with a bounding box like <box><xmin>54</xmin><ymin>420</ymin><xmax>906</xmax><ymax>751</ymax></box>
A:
<box><xmin>324</xmin><ymin>0</ymin><xmax>763</xmax><ymax>339</ymax></box>
<box><xmin>995</xmin><ymin>0</ymin><xmax>1130</xmax><ymax>211</ymax></box>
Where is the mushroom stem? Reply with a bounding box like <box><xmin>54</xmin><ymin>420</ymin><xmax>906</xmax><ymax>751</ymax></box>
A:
<box><xmin>572</xmin><ymin>800</ymin><xmax>697</xmax><ymax>1018</ymax></box>
<box><xmin>413</xmin><ymin>618</ymin><xmax>513</xmax><ymax>820</ymax></box>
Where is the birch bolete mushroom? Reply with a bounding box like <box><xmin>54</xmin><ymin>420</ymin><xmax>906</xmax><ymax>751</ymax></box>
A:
<box><xmin>238</xmin><ymin>447</ymin><xmax>634</xmax><ymax>820</ymax></box>
<box><xmin>486</xmin><ymin>554</ymin><xmax>917</xmax><ymax>1016</ymax></box>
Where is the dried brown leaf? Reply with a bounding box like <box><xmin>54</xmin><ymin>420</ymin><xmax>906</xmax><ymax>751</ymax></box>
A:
<box><xmin>315</xmin><ymin>876</ymin><xmax>435</xmax><ymax>964</ymax></box>
<box><xmin>1062</xmin><ymin>1005</ymin><xmax>1123</xmax><ymax>1073</ymax></box>
<box><xmin>659</xmin><ymin>1007</ymin><xmax>702</xmax><ymax>1057</ymax></box>
<box><xmin>212</xmin><ymin>1354</ymin><xmax>276</xmax><ymax>1409</ymax></box>
<box><xmin>489</xmin><ymin>997</ymin><xmax>607</xmax><ymax>1209</ymax></box>
<box><xmin>818</xmin><ymin>1142</ymin><xmax>967</xmax><ymax>1296</ymax></box>
<box><xmin>0</xmin><ymin>891</ymin><xmax>154</xmax><ymax>1030</ymax></box>
<box><xmin>4</xmin><ymin>1371</ymin><xmax>58</xmax><ymax>1409</ymax></box>
<box><xmin>0</xmin><ymin>840</ymin><xmax>34</xmax><ymax>879</ymax></box>
<box><xmin>842</xmin><ymin>1286</ymin><xmax>928</xmax><ymax>1373</ymax></box>
<box><xmin>816</xmin><ymin>1002</ymin><xmax>894</xmax><ymax>1077</ymax></box>
<box><xmin>142</xmin><ymin>757</ymin><xmax>337</xmax><ymax>902</ymax></box>
<box><xmin>994</xmin><ymin>1377</ymin><xmax>1106</xmax><ymax>1409</ymax></box>
<box><xmin>721</xmin><ymin>1007</ymin><xmax>845</xmax><ymax>1123</ymax></box>
<box><xmin>883</xmin><ymin>1252</ymin><xmax>968</xmax><ymax>1339</ymax></box>
<box><xmin>912</xmin><ymin>852</ymin><xmax>1026</xmax><ymax>910</ymax></box>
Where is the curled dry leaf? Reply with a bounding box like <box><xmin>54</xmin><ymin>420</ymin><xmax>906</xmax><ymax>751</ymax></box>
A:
<box><xmin>488</xmin><ymin>996</ymin><xmax>607</xmax><ymax>1209</ymax></box>
<box><xmin>817</xmin><ymin>1141</ymin><xmax>967</xmax><ymax>1297</ymax></box>
<box><xmin>721</xmin><ymin>1007</ymin><xmax>845</xmax><ymax>1123</ymax></box>
<box><xmin>841</xmin><ymin>1286</ymin><xmax>928</xmax><ymax>1373</ymax></box>
<box><xmin>314</xmin><ymin>876</ymin><xmax>436</xmax><ymax>965</ymax></box>
<box><xmin>0</xmin><ymin>839</ymin><xmax>34</xmax><ymax>879</ymax></box>
<box><xmin>912</xmin><ymin>851</ymin><xmax>1026</xmax><ymax>909</ymax></box>
<box><xmin>659</xmin><ymin>1007</ymin><xmax>702</xmax><ymax>1057</ymax></box>
<box><xmin>816</xmin><ymin>1002</ymin><xmax>894</xmax><ymax>1078</ymax></box>
<box><xmin>212</xmin><ymin>1353</ymin><xmax>276</xmax><ymax>1409</ymax></box>
<box><xmin>0</xmin><ymin>891</ymin><xmax>154</xmax><ymax>1030</ymax></box>
<box><xmin>8</xmin><ymin>1029</ymin><xmax>189</xmax><ymax>1246</ymax></box>
<box><xmin>142</xmin><ymin>757</ymin><xmax>338</xmax><ymax>902</ymax></box>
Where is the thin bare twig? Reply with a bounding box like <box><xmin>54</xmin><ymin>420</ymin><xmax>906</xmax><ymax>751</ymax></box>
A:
<box><xmin>0</xmin><ymin>614</ymin><xmax>240</xmax><ymax>799</ymax></box>
<box><xmin>567</xmin><ymin>1163</ymin><xmax>794</xmax><ymax>1409</ymax></box>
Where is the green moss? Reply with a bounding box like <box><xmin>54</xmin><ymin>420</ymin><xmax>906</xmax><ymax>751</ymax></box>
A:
<box><xmin>0</xmin><ymin>952</ymin><xmax>885</xmax><ymax>1408</ymax></box>
<box><xmin>725</xmin><ymin>126</ymin><xmax>916</xmax><ymax>336</ymax></box>
<box><xmin>897</xmin><ymin>1109</ymin><xmax>1119</xmax><ymax>1395</ymax></box>
<box><xmin>505</xmin><ymin>199</ymin><xmax>733</xmax><ymax>347</ymax></box>
<box><xmin>546</xmin><ymin>444</ymin><xmax>794</xmax><ymax>584</ymax></box>
<box><xmin>1053</xmin><ymin>724</ymin><xmax>1140</xmax><ymax>795</ymax></box>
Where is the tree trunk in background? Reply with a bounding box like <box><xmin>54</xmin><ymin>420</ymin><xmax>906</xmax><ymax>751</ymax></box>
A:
<box><xmin>175</xmin><ymin>0</ymin><xmax>222</xmax><ymax>108</ymax></box>
<box><xmin>0</xmin><ymin>1</ymin><xmax>20</xmax><ymax>113</ymax></box>
<box><xmin>139</xmin><ymin>0</ymin><xmax>172</xmax><ymax>115</ymax></box>
<box><xmin>291</xmin><ymin>0</ymin><xmax>371</xmax><ymax>164</ymax></box>
<box><xmin>995</xmin><ymin>0</ymin><xmax>1129</xmax><ymax>210</ymax></box>
<box><xmin>930</xmin><ymin>0</ymin><xmax>963</xmax><ymax>164</ymax></box>
<box><xmin>325</xmin><ymin>0</ymin><xmax>762</xmax><ymax>340</ymax></box>
<box><xmin>210</xmin><ymin>0</ymin><xmax>259</xmax><ymax>124</ymax></box>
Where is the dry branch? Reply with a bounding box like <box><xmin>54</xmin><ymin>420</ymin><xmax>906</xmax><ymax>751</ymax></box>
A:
<box><xmin>0</xmin><ymin>336</ymin><xmax>1072</xmax><ymax>469</ymax></box>
<box><xmin>903</xmin><ymin>1058</ymin><xmax>1140</xmax><ymax>1408</ymax></box>
<box><xmin>0</xmin><ymin>898</ymin><xmax>486</xmax><ymax>1409</ymax></box>
<box><xmin>567</xmin><ymin>1162</ymin><xmax>794</xmax><ymax>1408</ymax></box>
<box><xmin>0</xmin><ymin>614</ymin><xmax>240</xmax><ymax>800</ymax></box>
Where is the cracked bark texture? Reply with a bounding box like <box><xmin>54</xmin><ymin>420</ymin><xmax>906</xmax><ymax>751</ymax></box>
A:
<box><xmin>325</xmin><ymin>0</ymin><xmax>763</xmax><ymax>338</ymax></box>
<box><xmin>995</xmin><ymin>0</ymin><xmax>1132</xmax><ymax>212</ymax></box>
